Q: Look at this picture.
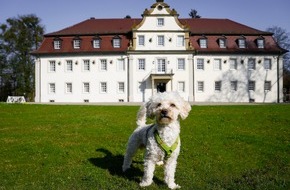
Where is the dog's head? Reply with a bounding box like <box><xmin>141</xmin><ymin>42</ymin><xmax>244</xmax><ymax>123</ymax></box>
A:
<box><xmin>137</xmin><ymin>92</ymin><xmax>191</xmax><ymax>125</ymax></box>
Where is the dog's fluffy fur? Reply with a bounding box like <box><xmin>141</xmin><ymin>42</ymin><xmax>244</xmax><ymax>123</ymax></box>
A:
<box><xmin>122</xmin><ymin>92</ymin><xmax>191</xmax><ymax>189</ymax></box>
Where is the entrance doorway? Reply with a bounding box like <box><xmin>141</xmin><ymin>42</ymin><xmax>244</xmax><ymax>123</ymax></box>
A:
<box><xmin>157</xmin><ymin>82</ymin><xmax>166</xmax><ymax>93</ymax></box>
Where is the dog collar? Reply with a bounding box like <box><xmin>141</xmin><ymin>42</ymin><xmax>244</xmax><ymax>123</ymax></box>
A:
<box><xmin>154</xmin><ymin>130</ymin><xmax>179</xmax><ymax>159</ymax></box>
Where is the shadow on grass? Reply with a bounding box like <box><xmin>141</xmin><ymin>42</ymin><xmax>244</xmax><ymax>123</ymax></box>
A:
<box><xmin>88</xmin><ymin>148</ymin><xmax>159</xmax><ymax>184</ymax></box>
<box><xmin>88</xmin><ymin>148</ymin><xmax>164</xmax><ymax>185</ymax></box>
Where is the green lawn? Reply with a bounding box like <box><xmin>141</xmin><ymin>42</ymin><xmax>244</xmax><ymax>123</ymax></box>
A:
<box><xmin>0</xmin><ymin>103</ymin><xmax>289</xmax><ymax>190</ymax></box>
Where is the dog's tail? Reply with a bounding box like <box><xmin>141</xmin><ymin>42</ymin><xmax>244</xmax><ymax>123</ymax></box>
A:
<box><xmin>136</xmin><ymin>102</ymin><xmax>147</xmax><ymax>126</ymax></box>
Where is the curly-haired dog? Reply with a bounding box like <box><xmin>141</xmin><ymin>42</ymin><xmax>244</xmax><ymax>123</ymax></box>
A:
<box><xmin>122</xmin><ymin>92</ymin><xmax>191</xmax><ymax>189</ymax></box>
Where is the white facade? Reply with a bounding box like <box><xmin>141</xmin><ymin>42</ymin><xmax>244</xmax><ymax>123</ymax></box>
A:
<box><xmin>33</xmin><ymin>1</ymin><xmax>285</xmax><ymax>103</ymax></box>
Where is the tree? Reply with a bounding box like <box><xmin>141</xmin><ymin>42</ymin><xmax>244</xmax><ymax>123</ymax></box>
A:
<box><xmin>266</xmin><ymin>26</ymin><xmax>290</xmax><ymax>70</ymax></box>
<box><xmin>0</xmin><ymin>14</ymin><xmax>44</xmax><ymax>101</ymax></box>
<box><xmin>266</xmin><ymin>26</ymin><xmax>290</xmax><ymax>96</ymax></box>
<box><xmin>189</xmin><ymin>9</ymin><xmax>201</xmax><ymax>18</ymax></box>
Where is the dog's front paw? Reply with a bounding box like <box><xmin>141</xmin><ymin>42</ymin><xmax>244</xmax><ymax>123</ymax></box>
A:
<box><xmin>168</xmin><ymin>183</ymin><xmax>181</xmax><ymax>189</ymax></box>
<box><xmin>139</xmin><ymin>180</ymin><xmax>153</xmax><ymax>187</ymax></box>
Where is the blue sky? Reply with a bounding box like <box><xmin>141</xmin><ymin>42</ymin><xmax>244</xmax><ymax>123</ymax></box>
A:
<box><xmin>1</xmin><ymin>0</ymin><xmax>290</xmax><ymax>34</ymax></box>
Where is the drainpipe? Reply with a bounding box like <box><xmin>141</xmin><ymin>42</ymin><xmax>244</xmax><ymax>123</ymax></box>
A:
<box><xmin>126</xmin><ymin>55</ymin><xmax>130</xmax><ymax>102</ymax></box>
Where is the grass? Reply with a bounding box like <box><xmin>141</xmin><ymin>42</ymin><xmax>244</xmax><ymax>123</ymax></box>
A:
<box><xmin>0</xmin><ymin>103</ymin><xmax>289</xmax><ymax>190</ymax></box>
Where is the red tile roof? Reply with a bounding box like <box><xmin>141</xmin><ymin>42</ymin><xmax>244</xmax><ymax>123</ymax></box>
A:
<box><xmin>45</xmin><ymin>18</ymin><xmax>142</xmax><ymax>36</ymax></box>
<box><xmin>32</xmin><ymin>18</ymin><xmax>286</xmax><ymax>55</ymax></box>
<box><xmin>181</xmin><ymin>18</ymin><xmax>271</xmax><ymax>35</ymax></box>
<box><xmin>46</xmin><ymin>18</ymin><xmax>270</xmax><ymax>36</ymax></box>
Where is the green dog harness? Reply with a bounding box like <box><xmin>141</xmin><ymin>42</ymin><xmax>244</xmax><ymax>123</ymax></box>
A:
<box><xmin>154</xmin><ymin>130</ymin><xmax>179</xmax><ymax>159</ymax></box>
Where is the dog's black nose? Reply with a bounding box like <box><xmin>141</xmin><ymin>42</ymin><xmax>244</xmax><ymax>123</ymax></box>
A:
<box><xmin>161</xmin><ymin>109</ymin><xmax>168</xmax><ymax>116</ymax></box>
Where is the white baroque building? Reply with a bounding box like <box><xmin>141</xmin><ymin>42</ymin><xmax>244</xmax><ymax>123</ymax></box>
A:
<box><xmin>32</xmin><ymin>0</ymin><xmax>287</xmax><ymax>103</ymax></box>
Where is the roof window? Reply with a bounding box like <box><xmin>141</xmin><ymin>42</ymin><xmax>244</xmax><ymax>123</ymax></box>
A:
<box><xmin>199</xmin><ymin>36</ymin><xmax>207</xmax><ymax>48</ymax></box>
<box><xmin>53</xmin><ymin>37</ymin><xmax>62</xmax><ymax>50</ymax></box>
<box><xmin>218</xmin><ymin>36</ymin><xmax>227</xmax><ymax>48</ymax></box>
<box><xmin>93</xmin><ymin>35</ymin><xmax>102</xmax><ymax>49</ymax></box>
<box><xmin>73</xmin><ymin>36</ymin><xmax>81</xmax><ymax>49</ymax></box>
<box><xmin>256</xmin><ymin>36</ymin><xmax>265</xmax><ymax>48</ymax></box>
<box><xmin>112</xmin><ymin>35</ymin><xmax>121</xmax><ymax>48</ymax></box>
<box><xmin>237</xmin><ymin>36</ymin><xmax>246</xmax><ymax>48</ymax></box>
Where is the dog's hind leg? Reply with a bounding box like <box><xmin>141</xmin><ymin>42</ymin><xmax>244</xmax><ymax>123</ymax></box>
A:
<box><xmin>122</xmin><ymin>134</ymin><xmax>141</xmax><ymax>172</ymax></box>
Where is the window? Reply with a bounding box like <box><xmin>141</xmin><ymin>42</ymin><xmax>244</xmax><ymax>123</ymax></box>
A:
<box><xmin>66</xmin><ymin>60</ymin><xmax>73</xmax><ymax>72</ymax></box>
<box><xmin>113</xmin><ymin>36</ymin><xmax>121</xmax><ymax>48</ymax></box>
<box><xmin>230</xmin><ymin>81</ymin><xmax>238</xmax><ymax>91</ymax></box>
<box><xmin>138</xmin><ymin>59</ymin><xmax>145</xmax><ymax>71</ymax></box>
<box><xmin>100</xmin><ymin>59</ymin><xmax>107</xmax><ymax>71</ymax></box>
<box><xmin>197</xmin><ymin>59</ymin><xmax>204</xmax><ymax>70</ymax></box>
<box><xmin>238</xmin><ymin>38</ymin><xmax>246</xmax><ymax>48</ymax></box>
<box><xmin>215</xmin><ymin>81</ymin><xmax>222</xmax><ymax>91</ymax></box>
<box><xmin>93</xmin><ymin>39</ymin><xmax>101</xmax><ymax>48</ymax></box>
<box><xmin>264</xmin><ymin>81</ymin><xmax>271</xmax><ymax>91</ymax></box>
<box><xmin>157</xmin><ymin>59</ymin><xmax>166</xmax><ymax>73</ymax></box>
<box><xmin>229</xmin><ymin>59</ymin><xmax>237</xmax><ymax>70</ymax></box>
<box><xmin>49</xmin><ymin>83</ymin><xmax>55</xmax><ymax>93</ymax></box>
<box><xmin>117</xmin><ymin>59</ymin><xmax>125</xmax><ymax>71</ymax></box>
<box><xmin>73</xmin><ymin>39</ymin><xmax>81</xmax><ymax>49</ymax></box>
<box><xmin>178</xmin><ymin>58</ymin><xmax>185</xmax><ymax>70</ymax></box>
<box><xmin>83</xmin><ymin>83</ymin><xmax>90</xmax><ymax>93</ymax></box>
<box><xmin>214</xmin><ymin>59</ymin><xmax>222</xmax><ymax>70</ymax></box>
<box><xmin>157</xmin><ymin>35</ymin><xmax>165</xmax><ymax>46</ymax></box>
<box><xmin>264</xmin><ymin>59</ymin><xmax>272</xmax><ymax>70</ymax></box>
<box><xmin>257</xmin><ymin>38</ymin><xmax>265</xmax><ymax>48</ymax></box>
<box><xmin>100</xmin><ymin>82</ymin><xmax>107</xmax><ymax>93</ymax></box>
<box><xmin>178</xmin><ymin>82</ymin><xmax>185</xmax><ymax>92</ymax></box>
<box><xmin>66</xmin><ymin>83</ymin><xmax>72</xmax><ymax>93</ymax></box>
<box><xmin>197</xmin><ymin>81</ymin><xmax>204</xmax><ymax>92</ymax></box>
<box><xmin>157</xmin><ymin>18</ymin><xmax>164</xmax><ymax>26</ymax></box>
<box><xmin>248</xmin><ymin>81</ymin><xmax>255</xmax><ymax>91</ymax></box>
<box><xmin>138</xmin><ymin>35</ymin><xmax>145</xmax><ymax>46</ymax></box>
<box><xmin>83</xmin><ymin>60</ymin><xmax>90</xmax><ymax>71</ymax></box>
<box><xmin>248</xmin><ymin>59</ymin><xmax>256</xmax><ymax>70</ymax></box>
<box><xmin>177</xmin><ymin>36</ymin><xmax>185</xmax><ymax>47</ymax></box>
<box><xmin>49</xmin><ymin>61</ymin><xmax>56</xmax><ymax>72</ymax></box>
<box><xmin>54</xmin><ymin>40</ymin><xmax>61</xmax><ymax>49</ymax></box>
<box><xmin>118</xmin><ymin>82</ymin><xmax>125</xmax><ymax>93</ymax></box>
<box><xmin>219</xmin><ymin>38</ymin><xmax>226</xmax><ymax>48</ymax></box>
<box><xmin>199</xmin><ymin>38</ymin><xmax>207</xmax><ymax>48</ymax></box>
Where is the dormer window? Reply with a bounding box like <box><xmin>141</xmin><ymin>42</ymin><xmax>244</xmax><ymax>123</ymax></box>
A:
<box><xmin>73</xmin><ymin>37</ymin><xmax>81</xmax><ymax>49</ymax></box>
<box><xmin>53</xmin><ymin>38</ymin><xmax>62</xmax><ymax>49</ymax></box>
<box><xmin>238</xmin><ymin>36</ymin><xmax>246</xmax><ymax>48</ymax></box>
<box><xmin>218</xmin><ymin>37</ymin><xmax>227</xmax><ymax>48</ymax></box>
<box><xmin>113</xmin><ymin>35</ymin><xmax>121</xmax><ymax>48</ymax></box>
<box><xmin>199</xmin><ymin>37</ymin><xmax>207</xmax><ymax>48</ymax></box>
<box><xmin>157</xmin><ymin>18</ymin><xmax>164</xmax><ymax>26</ymax></box>
<box><xmin>257</xmin><ymin>36</ymin><xmax>265</xmax><ymax>48</ymax></box>
<box><xmin>93</xmin><ymin>35</ymin><xmax>102</xmax><ymax>48</ymax></box>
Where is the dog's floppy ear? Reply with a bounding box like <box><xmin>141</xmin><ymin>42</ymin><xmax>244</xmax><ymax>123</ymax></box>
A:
<box><xmin>136</xmin><ymin>98</ymin><xmax>154</xmax><ymax>126</ymax></box>
<box><xmin>179</xmin><ymin>99</ymin><xmax>191</xmax><ymax>120</ymax></box>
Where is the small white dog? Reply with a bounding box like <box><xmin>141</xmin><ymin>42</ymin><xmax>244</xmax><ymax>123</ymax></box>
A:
<box><xmin>122</xmin><ymin>92</ymin><xmax>191</xmax><ymax>189</ymax></box>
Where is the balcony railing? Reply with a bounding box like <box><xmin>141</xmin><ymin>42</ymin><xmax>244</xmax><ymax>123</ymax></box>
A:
<box><xmin>151</xmin><ymin>69</ymin><xmax>174</xmax><ymax>75</ymax></box>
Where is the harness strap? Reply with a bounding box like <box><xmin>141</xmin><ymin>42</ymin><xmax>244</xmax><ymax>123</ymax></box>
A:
<box><xmin>154</xmin><ymin>130</ymin><xmax>179</xmax><ymax>159</ymax></box>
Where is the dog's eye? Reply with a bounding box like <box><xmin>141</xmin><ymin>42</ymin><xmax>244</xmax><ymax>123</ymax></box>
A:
<box><xmin>157</xmin><ymin>103</ymin><xmax>162</xmax><ymax>107</ymax></box>
<box><xmin>170</xmin><ymin>103</ymin><xmax>176</xmax><ymax>107</ymax></box>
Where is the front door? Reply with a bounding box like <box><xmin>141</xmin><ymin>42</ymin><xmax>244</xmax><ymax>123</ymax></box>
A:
<box><xmin>157</xmin><ymin>82</ymin><xmax>166</xmax><ymax>93</ymax></box>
